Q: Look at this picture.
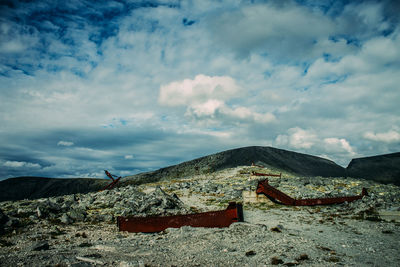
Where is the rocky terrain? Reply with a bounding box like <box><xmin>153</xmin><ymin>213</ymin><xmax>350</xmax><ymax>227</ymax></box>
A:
<box><xmin>1</xmin><ymin>165</ymin><xmax>400</xmax><ymax>266</ymax></box>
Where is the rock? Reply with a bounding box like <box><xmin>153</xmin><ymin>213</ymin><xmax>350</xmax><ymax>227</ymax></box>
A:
<box><xmin>5</xmin><ymin>217</ymin><xmax>19</xmax><ymax>228</ymax></box>
<box><xmin>17</xmin><ymin>207</ymin><xmax>34</xmax><ymax>217</ymax></box>
<box><xmin>48</xmin><ymin>199</ymin><xmax>63</xmax><ymax>212</ymax></box>
<box><xmin>0</xmin><ymin>209</ymin><xmax>9</xmax><ymax>234</ymax></box>
<box><xmin>36</xmin><ymin>206</ymin><xmax>46</xmax><ymax>218</ymax></box>
<box><xmin>296</xmin><ymin>254</ymin><xmax>309</xmax><ymax>261</ymax></box>
<box><xmin>78</xmin><ymin>242</ymin><xmax>92</xmax><ymax>247</ymax></box>
<box><xmin>0</xmin><ymin>239</ymin><xmax>14</xmax><ymax>247</ymax></box>
<box><xmin>67</xmin><ymin>209</ymin><xmax>86</xmax><ymax>222</ymax></box>
<box><xmin>270</xmin><ymin>225</ymin><xmax>284</xmax><ymax>232</ymax></box>
<box><xmin>325</xmin><ymin>256</ymin><xmax>340</xmax><ymax>262</ymax></box>
<box><xmin>31</xmin><ymin>241</ymin><xmax>50</xmax><ymax>251</ymax></box>
<box><xmin>245</xmin><ymin>250</ymin><xmax>256</xmax><ymax>256</ymax></box>
<box><xmin>271</xmin><ymin>256</ymin><xmax>284</xmax><ymax>265</ymax></box>
<box><xmin>60</xmin><ymin>214</ymin><xmax>73</xmax><ymax>224</ymax></box>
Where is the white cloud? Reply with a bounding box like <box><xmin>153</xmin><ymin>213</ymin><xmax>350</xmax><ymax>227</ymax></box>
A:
<box><xmin>275</xmin><ymin>129</ymin><xmax>357</xmax><ymax>162</ymax></box>
<box><xmin>124</xmin><ymin>155</ymin><xmax>134</xmax><ymax>159</ymax></box>
<box><xmin>186</xmin><ymin>99</ymin><xmax>224</xmax><ymax>118</ymax></box>
<box><xmin>159</xmin><ymin>74</ymin><xmax>240</xmax><ymax>107</ymax></box>
<box><xmin>57</xmin><ymin>141</ymin><xmax>74</xmax><ymax>146</ymax></box>
<box><xmin>160</xmin><ymin>74</ymin><xmax>275</xmax><ymax>126</ymax></box>
<box><xmin>275</xmin><ymin>127</ymin><xmax>317</xmax><ymax>149</ymax></box>
<box><xmin>364</xmin><ymin>130</ymin><xmax>400</xmax><ymax>143</ymax></box>
<box><xmin>324</xmin><ymin>138</ymin><xmax>356</xmax><ymax>156</ymax></box>
<box><xmin>4</xmin><ymin>161</ymin><xmax>41</xmax><ymax>168</ymax></box>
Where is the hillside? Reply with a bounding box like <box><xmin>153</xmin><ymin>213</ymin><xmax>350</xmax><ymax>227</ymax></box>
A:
<box><xmin>0</xmin><ymin>177</ymin><xmax>108</xmax><ymax>202</ymax></box>
<box><xmin>347</xmin><ymin>152</ymin><xmax>400</xmax><ymax>185</ymax></box>
<box><xmin>123</xmin><ymin>146</ymin><xmax>346</xmax><ymax>185</ymax></box>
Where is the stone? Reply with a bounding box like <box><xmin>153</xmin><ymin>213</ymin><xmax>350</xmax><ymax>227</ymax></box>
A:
<box><xmin>296</xmin><ymin>254</ymin><xmax>309</xmax><ymax>261</ymax></box>
<box><xmin>5</xmin><ymin>217</ymin><xmax>19</xmax><ymax>228</ymax></box>
<box><xmin>67</xmin><ymin>209</ymin><xmax>86</xmax><ymax>222</ymax></box>
<box><xmin>36</xmin><ymin>206</ymin><xmax>46</xmax><ymax>218</ymax></box>
<box><xmin>0</xmin><ymin>208</ymin><xmax>8</xmax><ymax>233</ymax></box>
<box><xmin>60</xmin><ymin>214</ymin><xmax>73</xmax><ymax>224</ymax></box>
<box><xmin>245</xmin><ymin>250</ymin><xmax>256</xmax><ymax>256</ymax></box>
<box><xmin>78</xmin><ymin>242</ymin><xmax>92</xmax><ymax>247</ymax></box>
<box><xmin>17</xmin><ymin>207</ymin><xmax>33</xmax><ymax>217</ymax></box>
<box><xmin>271</xmin><ymin>257</ymin><xmax>284</xmax><ymax>265</ymax></box>
<box><xmin>270</xmin><ymin>226</ymin><xmax>282</xmax><ymax>233</ymax></box>
<box><xmin>31</xmin><ymin>241</ymin><xmax>50</xmax><ymax>251</ymax></box>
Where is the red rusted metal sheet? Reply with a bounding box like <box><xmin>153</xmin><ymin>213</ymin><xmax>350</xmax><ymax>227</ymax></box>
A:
<box><xmin>256</xmin><ymin>179</ymin><xmax>368</xmax><ymax>206</ymax></box>
<box><xmin>252</xmin><ymin>171</ymin><xmax>282</xmax><ymax>178</ymax></box>
<box><xmin>117</xmin><ymin>202</ymin><xmax>243</xmax><ymax>233</ymax></box>
<box><xmin>256</xmin><ymin>179</ymin><xmax>295</xmax><ymax>205</ymax></box>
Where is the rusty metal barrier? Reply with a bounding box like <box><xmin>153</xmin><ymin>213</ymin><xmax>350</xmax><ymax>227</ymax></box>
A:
<box><xmin>117</xmin><ymin>202</ymin><xmax>243</xmax><ymax>233</ymax></box>
<box><xmin>256</xmin><ymin>179</ymin><xmax>368</xmax><ymax>206</ymax></box>
<box><xmin>100</xmin><ymin>170</ymin><xmax>122</xmax><ymax>191</ymax></box>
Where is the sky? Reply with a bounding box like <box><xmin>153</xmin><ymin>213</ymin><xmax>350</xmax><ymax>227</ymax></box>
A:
<box><xmin>1</xmin><ymin>0</ymin><xmax>399</xmax><ymax>180</ymax></box>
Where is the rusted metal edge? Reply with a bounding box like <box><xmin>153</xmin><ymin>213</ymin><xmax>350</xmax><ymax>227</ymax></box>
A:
<box><xmin>252</xmin><ymin>171</ymin><xmax>282</xmax><ymax>178</ymax></box>
<box><xmin>100</xmin><ymin>170</ymin><xmax>122</xmax><ymax>191</ymax></box>
<box><xmin>251</xmin><ymin>163</ymin><xmax>265</xmax><ymax>168</ymax></box>
<box><xmin>117</xmin><ymin>202</ymin><xmax>243</xmax><ymax>233</ymax></box>
<box><xmin>256</xmin><ymin>179</ymin><xmax>368</xmax><ymax>206</ymax></box>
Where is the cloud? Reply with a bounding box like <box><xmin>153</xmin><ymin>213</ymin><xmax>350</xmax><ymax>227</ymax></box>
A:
<box><xmin>159</xmin><ymin>74</ymin><xmax>240</xmax><ymax>106</ymax></box>
<box><xmin>3</xmin><ymin>161</ymin><xmax>41</xmax><ymax>169</ymax></box>
<box><xmin>275</xmin><ymin>128</ymin><xmax>357</xmax><ymax>165</ymax></box>
<box><xmin>160</xmin><ymin>74</ymin><xmax>275</xmax><ymax>126</ymax></box>
<box><xmin>208</xmin><ymin>2</ymin><xmax>335</xmax><ymax>59</ymax></box>
<box><xmin>324</xmin><ymin>138</ymin><xmax>356</xmax><ymax>156</ymax></box>
<box><xmin>364</xmin><ymin>130</ymin><xmax>400</xmax><ymax>143</ymax></box>
<box><xmin>57</xmin><ymin>141</ymin><xmax>74</xmax><ymax>146</ymax></box>
<box><xmin>275</xmin><ymin>127</ymin><xmax>317</xmax><ymax>149</ymax></box>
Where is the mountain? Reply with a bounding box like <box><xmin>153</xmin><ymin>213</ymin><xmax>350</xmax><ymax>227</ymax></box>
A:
<box><xmin>0</xmin><ymin>177</ymin><xmax>108</xmax><ymax>202</ymax></box>
<box><xmin>2</xmin><ymin>147</ymin><xmax>399</xmax><ymax>202</ymax></box>
<box><xmin>346</xmin><ymin>152</ymin><xmax>400</xmax><ymax>185</ymax></box>
<box><xmin>123</xmin><ymin>146</ymin><xmax>346</xmax><ymax>185</ymax></box>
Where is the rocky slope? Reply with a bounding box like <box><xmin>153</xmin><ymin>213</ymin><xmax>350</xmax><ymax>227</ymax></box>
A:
<box><xmin>123</xmin><ymin>146</ymin><xmax>346</xmax><ymax>185</ymax></box>
<box><xmin>347</xmin><ymin>152</ymin><xmax>400</xmax><ymax>185</ymax></box>
<box><xmin>1</xmin><ymin>166</ymin><xmax>399</xmax><ymax>266</ymax></box>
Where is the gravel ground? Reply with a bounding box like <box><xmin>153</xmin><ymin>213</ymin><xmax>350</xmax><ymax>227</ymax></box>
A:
<box><xmin>1</xmin><ymin>166</ymin><xmax>399</xmax><ymax>266</ymax></box>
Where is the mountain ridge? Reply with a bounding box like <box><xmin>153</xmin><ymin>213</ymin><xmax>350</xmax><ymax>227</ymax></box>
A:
<box><xmin>123</xmin><ymin>146</ymin><xmax>346</xmax><ymax>185</ymax></box>
<box><xmin>347</xmin><ymin>152</ymin><xmax>400</xmax><ymax>185</ymax></box>
<box><xmin>1</xmin><ymin>146</ymin><xmax>399</xmax><ymax>201</ymax></box>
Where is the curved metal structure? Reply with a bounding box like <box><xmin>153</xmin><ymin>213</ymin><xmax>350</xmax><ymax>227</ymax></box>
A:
<box><xmin>256</xmin><ymin>179</ymin><xmax>368</xmax><ymax>206</ymax></box>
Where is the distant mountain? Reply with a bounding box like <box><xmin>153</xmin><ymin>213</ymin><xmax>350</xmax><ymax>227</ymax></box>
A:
<box><xmin>346</xmin><ymin>152</ymin><xmax>400</xmax><ymax>185</ymax></box>
<box><xmin>2</xmin><ymin>147</ymin><xmax>398</xmax><ymax>202</ymax></box>
<box><xmin>0</xmin><ymin>177</ymin><xmax>108</xmax><ymax>202</ymax></box>
<box><xmin>123</xmin><ymin>146</ymin><xmax>346</xmax><ymax>185</ymax></box>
